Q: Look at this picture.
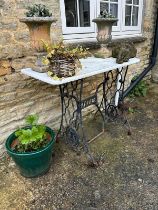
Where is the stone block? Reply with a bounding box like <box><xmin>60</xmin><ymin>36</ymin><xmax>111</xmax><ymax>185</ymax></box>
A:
<box><xmin>0</xmin><ymin>0</ymin><xmax>5</xmax><ymax>7</ymax></box>
<box><xmin>0</xmin><ymin>44</ymin><xmax>33</xmax><ymax>59</ymax></box>
<box><xmin>14</xmin><ymin>31</ymin><xmax>30</xmax><ymax>42</ymax></box>
<box><xmin>0</xmin><ymin>60</ymin><xmax>11</xmax><ymax>76</ymax></box>
<box><xmin>0</xmin><ymin>32</ymin><xmax>12</xmax><ymax>45</ymax></box>
<box><xmin>0</xmin><ymin>21</ymin><xmax>18</xmax><ymax>31</ymax></box>
<box><xmin>11</xmin><ymin>56</ymin><xmax>36</xmax><ymax>72</ymax></box>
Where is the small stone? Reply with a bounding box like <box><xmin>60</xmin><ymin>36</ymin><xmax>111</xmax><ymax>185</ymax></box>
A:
<box><xmin>8</xmin><ymin>160</ymin><xmax>16</xmax><ymax>168</ymax></box>
<box><xmin>138</xmin><ymin>178</ymin><xmax>143</xmax><ymax>183</ymax></box>
<box><xmin>94</xmin><ymin>190</ymin><xmax>101</xmax><ymax>200</ymax></box>
<box><xmin>147</xmin><ymin>158</ymin><xmax>154</xmax><ymax>163</ymax></box>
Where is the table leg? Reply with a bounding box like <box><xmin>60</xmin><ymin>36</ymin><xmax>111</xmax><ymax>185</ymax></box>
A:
<box><xmin>58</xmin><ymin>81</ymin><xmax>81</xmax><ymax>149</ymax></box>
<box><xmin>58</xmin><ymin>80</ymin><xmax>100</xmax><ymax>165</ymax></box>
<box><xmin>97</xmin><ymin>66</ymin><xmax>131</xmax><ymax>133</ymax></box>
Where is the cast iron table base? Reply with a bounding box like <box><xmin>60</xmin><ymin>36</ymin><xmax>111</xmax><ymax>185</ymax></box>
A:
<box><xmin>58</xmin><ymin>66</ymin><xmax>130</xmax><ymax>164</ymax></box>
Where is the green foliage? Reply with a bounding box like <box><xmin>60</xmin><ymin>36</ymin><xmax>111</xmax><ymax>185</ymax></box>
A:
<box><xmin>26</xmin><ymin>4</ymin><xmax>52</xmax><ymax>17</ymax></box>
<box><xmin>44</xmin><ymin>41</ymin><xmax>88</xmax><ymax>61</ymax></box>
<box><xmin>14</xmin><ymin>115</ymin><xmax>48</xmax><ymax>153</ymax></box>
<box><xmin>128</xmin><ymin>107</ymin><xmax>136</xmax><ymax>114</ymax></box>
<box><xmin>129</xmin><ymin>75</ymin><xmax>148</xmax><ymax>97</ymax></box>
<box><xmin>98</xmin><ymin>9</ymin><xmax>116</xmax><ymax>19</ymax></box>
<box><xmin>25</xmin><ymin>114</ymin><xmax>39</xmax><ymax>126</ymax></box>
<box><xmin>93</xmin><ymin>52</ymin><xmax>105</xmax><ymax>59</ymax></box>
<box><xmin>42</xmin><ymin>41</ymin><xmax>89</xmax><ymax>79</ymax></box>
<box><xmin>43</xmin><ymin>41</ymin><xmax>89</xmax><ymax>78</ymax></box>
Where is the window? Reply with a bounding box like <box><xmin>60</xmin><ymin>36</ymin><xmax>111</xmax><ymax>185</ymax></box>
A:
<box><xmin>60</xmin><ymin>0</ymin><xmax>96</xmax><ymax>38</ymax></box>
<box><xmin>122</xmin><ymin>0</ymin><xmax>143</xmax><ymax>33</ymax></box>
<box><xmin>100</xmin><ymin>0</ymin><xmax>119</xmax><ymax>26</ymax></box>
<box><xmin>60</xmin><ymin>0</ymin><xmax>143</xmax><ymax>40</ymax></box>
<box><xmin>65</xmin><ymin>0</ymin><xmax>91</xmax><ymax>27</ymax></box>
<box><xmin>125</xmin><ymin>0</ymin><xmax>139</xmax><ymax>26</ymax></box>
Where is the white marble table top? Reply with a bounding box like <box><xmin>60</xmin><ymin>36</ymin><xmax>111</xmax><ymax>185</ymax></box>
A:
<box><xmin>21</xmin><ymin>57</ymin><xmax>140</xmax><ymax>85</ymax></box>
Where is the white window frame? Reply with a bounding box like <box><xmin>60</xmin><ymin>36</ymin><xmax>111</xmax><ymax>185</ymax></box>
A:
<box><xmin>60</xmin><ymin>0</ymin><xmax>143</xmax><ymax>41</ymax></box>
<box><xmin>122</xmin><ymin>0</ymin><xmax>143</xmax><ymax>33</ymax></box>
<box><xmin>99</xmin><ymin>0</ymin><xmax>121</xmax><ymax>32</ymax></box>
<box><xmin>60</xmin><ymin>0</ymin><xmax>96</xmax><ymax>34</ymax></box>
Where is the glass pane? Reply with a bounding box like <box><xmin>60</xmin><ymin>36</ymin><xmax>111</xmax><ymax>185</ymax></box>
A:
<box><xmin>125</xmin><ymin>5</ymin><xmax>132</xmax><ymax>26</ymax></box>
<box><xmin>79</xmin><ymin>0</ymin><xmax>90</xmax><ymax>27</ymax></box>
<box><xmin>126</xmin><ymin>0</ymin><xmax>132</xmax><ymax>4</ymax></box>
<box><xmin>133</xmin><ymin>0</ymin><xmax>139</xmax><ymax>5</ymax></box>
<box><xmin>110</xmin><ymin>3</ymin><xmax>118</xmax><ymax>25</ymax></box>
<box><xmin>110</xmin><ymin>3</ymin><xmax>118</xmax><ymax>17</ymax></box>
<box><xmin>132</xmin><ymin>6</ymin><xmax>139</xmax><ymax>26</ymax></box>
<box><xmin>110</xmin><ymin>0</ymin><xmax>118</xmax><ymax>2</ymax></box>
<box><xmin>65</xmin><ymin>0</ymin><xmax>78</xmax><ymax>27</ymax></box>
<box><xmin>100</xmin><ymin>2</ymin><xmax>109</xmax><ymax>13</ymax></box>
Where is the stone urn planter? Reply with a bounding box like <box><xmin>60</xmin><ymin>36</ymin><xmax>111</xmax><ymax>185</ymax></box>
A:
<box><xmin>92</xmin><ymin>18</ymin><xmax>118</xmax><ymax>44</ymax></box>
<box><xmin>20</xmin><ymin>17</ymin><xmax>56</xmax><ymax>52</ymax></box>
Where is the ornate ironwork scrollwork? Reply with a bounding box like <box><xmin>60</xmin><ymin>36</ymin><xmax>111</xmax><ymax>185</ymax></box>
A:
<box><xmin>106</xmin><ymin>104</ymin><xmax>118</xmax><ymax>119</ymax></box>
<box><xmin>65</xmin><ymin>126</ymin><xmax>80</xmax><ymax>148</ymax></box>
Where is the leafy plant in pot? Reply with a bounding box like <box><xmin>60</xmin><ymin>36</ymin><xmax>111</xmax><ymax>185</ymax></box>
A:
<box><xmin>20</xmin><ymin>4</ymin><xmax>57</xmax><ymax>52</ymax></box>
<box><xmin>5</xmin><ymin>114</ymin><xmax>56</xmax><ymax>178</ymax></box>
<box><xmin>92</xmin><ymin>10</ymin><xmax>118</xmax><ymax>44</ymax></box>
<box><xmin>43</xmin><ymin>42</ymin><xmax>88</xmax><ymax>78</ymax></box>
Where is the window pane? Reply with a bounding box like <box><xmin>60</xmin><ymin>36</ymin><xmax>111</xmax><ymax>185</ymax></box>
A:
<box><xmin>79</xmin><ymin>0</ymin><xmax>90</xmax><ymax>27</ymax></box>
<box><xmin>110</xmin><ymin>3</ymin><xmax>118</xmax><ymax>17</ymax></box>
<box><xmin>125</xmin><ymin>5</ymin><xmax>132</xmax><ymax>26</ymax></box>
<box><xmin>100</xmin><ymin>0</ymin><xmax>118</xmax><ymax>26</ymax></box>
<box><xmin>133</xmin><ymin>0</ymin><xmax>139</xmax><ymax>5</ymax></box>
<box><xmin>64</xmin><ymin>0</ymin><xmax>90</xmax><ymax>27</ymax></box>
<box><xmin>110</xmin><ymin>3</ymin><xmax>118</xmax><ymax>25</ymax></box>
<box><xmin>65</xmin><ymin>0</ymin><xmax>78</xmax><ymax>27</ymax></box>
<box><xmin>132</xmin><ymin>6</ymin><xmax>139</xmax><ymax>26</ymax></box>
<box><xmin>126</xmin><ymin>0</ymin><xmax>132</xmax><ymax>4</ymax></box>
<box><xmin>100</xmin><ymin>2</ymin><xmax>109</xmax><ymax>13</ymax></box>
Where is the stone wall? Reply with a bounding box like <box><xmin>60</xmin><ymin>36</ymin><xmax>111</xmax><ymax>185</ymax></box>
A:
<box><xmin>0</xmin><ymin>0</ymin><xmax>157</xmax><ymax>155</ymax></box>
<box><xmin>0</xmin><ymin>0</ymin><xmax>62</xmax><ymax>155</ymax></box>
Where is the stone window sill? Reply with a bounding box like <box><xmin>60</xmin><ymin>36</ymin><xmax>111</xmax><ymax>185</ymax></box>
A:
<box><xmin>107</xmin><ymin>36</ymin><xmax>147</xmax><ymax>47</ymax></box>
<box><xmin>65</xmin><ymin>36</ymin><xmax>147</xmax><ymax>50</ymax></box>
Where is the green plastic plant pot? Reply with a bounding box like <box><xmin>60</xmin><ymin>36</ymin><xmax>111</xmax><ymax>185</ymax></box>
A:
<box><xmin>5</xmin><ymin>126</ymin><xmax>56</xmax><ymax>178</ymax></box>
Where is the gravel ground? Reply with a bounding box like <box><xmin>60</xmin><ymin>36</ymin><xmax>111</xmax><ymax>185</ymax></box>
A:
<box><xmin>0</xmin><ymin>83</ymin><xmax>158</xmax><ymax>210</ymax></box>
